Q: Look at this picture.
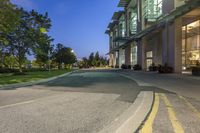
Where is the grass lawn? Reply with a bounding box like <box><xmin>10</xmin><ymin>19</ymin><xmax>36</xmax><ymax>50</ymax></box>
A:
<box><xmin>0</xmin><ymin>69</ymin><xmax>72</xmax><ymax>85</ymax></box>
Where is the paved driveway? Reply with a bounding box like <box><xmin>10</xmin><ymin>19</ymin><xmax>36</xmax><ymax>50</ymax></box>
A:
<box><xmin>0</xmin><ymin>70</ymin><xmax>141</xmax><ymax>133</ymax></box>
<box><xmin>118</xmin><ymin>70</ymin><xmax>200</xmax><ymax>133</ymax></box>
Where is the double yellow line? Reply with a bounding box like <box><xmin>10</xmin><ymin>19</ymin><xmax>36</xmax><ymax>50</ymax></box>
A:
<box><xmin>140</xmin><ymin>92</ymin><xmax>200</xmax><ymax>133</ymax></box>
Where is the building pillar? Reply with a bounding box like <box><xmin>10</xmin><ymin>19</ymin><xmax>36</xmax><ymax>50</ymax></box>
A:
<box><xmin>137</xmin><ymin>40</ymin><xmax>142</xmax><ymax>66</ymax></box>
<box><xmin>174</xmin><ymin>17</ymin><xmax>182</xmax><ymax>73</ymax></box>
<box><xmin>109</xmin><ymin>53</ymin><xmax>114</xmax><ymax>67</ymax></box>
<box><xmin>162</xmin><ymin>18</ymin><xmax>182</xmax><ymax>73</ymax></box>
<box><xmin>141</xmin><ymin>38</ymin><xmax>146</xmax><ymax>70</ymax></box>
<box><xmin>125</xmin><ymin>44</ymin><xmax>131</xmax><ymax>65</ymax></box>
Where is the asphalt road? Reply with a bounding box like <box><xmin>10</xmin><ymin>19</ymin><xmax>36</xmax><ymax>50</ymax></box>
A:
<box><xmin>0</xmin><ymin>70</ymin><xmax>141</xmax><ymax>133</ymax></box>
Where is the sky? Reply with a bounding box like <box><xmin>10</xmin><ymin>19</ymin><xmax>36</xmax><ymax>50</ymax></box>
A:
<box><xmin>11</xmin><ymin>0</ymin><xmax>122</xmax><ymax>59</ymax></box>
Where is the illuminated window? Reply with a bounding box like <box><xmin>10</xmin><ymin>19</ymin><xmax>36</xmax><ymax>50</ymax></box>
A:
<box><xmin>146</xmin><ymin>51</ymin><xmax>153</xmax><ymax>58</ymax></box>
<box><xmin>182</xmin><ymin>20</ymin><xmax>200</xmax><ymax>69</ymax></box>
<box><xmin>131</xmin><ymin>45</ymin><xmax>137</xmax><ymax>65</ymax></box>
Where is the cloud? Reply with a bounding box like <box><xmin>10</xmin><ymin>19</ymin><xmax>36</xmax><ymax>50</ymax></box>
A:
<box><xmin>11</xmin><ymin>0</ymin><xmax>36</xmax><ymax>10</ymax></box>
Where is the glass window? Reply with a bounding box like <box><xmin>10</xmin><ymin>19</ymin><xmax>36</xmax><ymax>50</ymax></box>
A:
<box><xmin>143</xmin><ymin>0</ymin><xmax>163</xmax><ymax>22</ymax></box>
<box><xmin>182</xmin><ymin>20</ymin><xmax>200</xmax><ymax>69</ymax></box>
<box><xmin>129</xmin><ymin>10</ymin><xmax>137</xmax><ymax>34</ymax></box>
<box><xmin>146</xmin><ymin>51</ymin><xmax>153</xmax><ymax>58</ymax></box>
<box><xmin>131</xmin><ymin>45</ymin><xmax>137</xmax><ymax>65</ymax></box>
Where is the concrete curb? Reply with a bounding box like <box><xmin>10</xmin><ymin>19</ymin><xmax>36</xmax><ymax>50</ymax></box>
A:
<box><xmin>98</xmin><ymin>91</ymin><xmax>153</xmax><ymax>133</ymax></box>
<box><xmin>98</xmin><ymin>73</ymin><xmax>154</xmax><ymax>133</ymax></box>
<box><xmin>0</xmin><ymin>70</ymin><xmax>78</xmax><ymax>90</ymax></box>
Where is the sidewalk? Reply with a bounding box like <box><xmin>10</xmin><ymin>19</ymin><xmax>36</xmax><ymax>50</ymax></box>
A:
<box><xmin>118</xmin><ymin>70</ymin><xmax>200</xmax><ymax>100</ymax></box>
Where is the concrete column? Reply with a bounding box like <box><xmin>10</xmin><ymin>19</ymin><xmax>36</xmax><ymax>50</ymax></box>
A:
<box><xmin>137</xmin><ymin>40</ymin><xmax>142</xmax><ymax>66</ymax></box>
<box><xmin>109</xmin><ymin>54</ymin><xmax>114</xmax><ymax>67</ymax></box>
<box><xmin>162</xmin><ymin>26</ymin><xmax>168</xmax><ymax>65</ymax></box>
<box><xmin>141</xmin><ymin>38</ymin><xmax>146</xmax><ymax>70</ymax></box>
<box><xmin>162</xmin><ymin>18</ymin><xmax>182</xmax><ymax>73</ymax></box>
<box><xmin>125</xmin><ymin>44</ymin><xmax>131</xmax><ymax>65</ymax></box>
<box><xmin>174</xmin><ymin>17</ymin><xmax>182</xmax><ymax>73</ymax></box>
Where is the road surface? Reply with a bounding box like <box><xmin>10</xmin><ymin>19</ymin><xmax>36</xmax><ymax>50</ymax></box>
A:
<box><xmin>0</xmin><ymin>70</ymin><xmax>141</xmax><ymax>133</ymax></box>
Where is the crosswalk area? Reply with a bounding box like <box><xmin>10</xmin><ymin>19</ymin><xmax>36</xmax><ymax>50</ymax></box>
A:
<box><xmin>139</xmin><ymin>93</ymin><xmax>200</xmax><ymax>133</ymax></box>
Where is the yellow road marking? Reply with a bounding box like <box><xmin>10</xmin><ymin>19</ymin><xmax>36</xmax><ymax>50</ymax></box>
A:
<box><xmin>160</xmin><ymin>94</ymin><xmax>184</xmax><ymax>133</ymax></box>
<box><xmin>140</xmin><ymin>93</ymin><xmax>159</xmax><ymax>133</ymax></box>
<box><xmin>179</xmin><ymin>95</ymin><xmax>200</xmax><ymax>120</ymax></box>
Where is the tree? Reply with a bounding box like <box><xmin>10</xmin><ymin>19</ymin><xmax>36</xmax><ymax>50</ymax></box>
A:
<box><xmin>4</xmin><ymin>55</ymin><xmax>17</xmax><ymax>68</ymax></box>
<box><xmin>88</xmin><ymin>52</ymin><xmax>94</xmax><ymax>67</ymax></box>
<box><xmin>78</xmin><ymin>57</ymin><xmax>88</xmax><ymax>68</ymax></box>
<box><xmin>0</xmin><ymin>0</ymin><xmax>20</xmax><ymax>43</ymax></box>
<box><xmin>94</xmin><ymin>52</ymin><xmax>100</xmax><ymax>67</ymax></box>
<box><xmin>33</xmin><ymin>34</ymin><xmax>54</xmax><ymax>68</ymax></box>
<box><xmin>53</xmin><ymin>43</ymin><xmax>77</xmax><ymax>69</ymax></box>
<box><xmin>7</xmin><ymin>8</ymin><xmax>52</xmax><ymax>72</ymax></box>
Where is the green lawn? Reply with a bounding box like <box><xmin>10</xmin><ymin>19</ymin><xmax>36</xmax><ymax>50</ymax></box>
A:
<box><xmin>0</xmin><ymin>69</ymin><xmax>72</xmax><ymax>85</ymax></box>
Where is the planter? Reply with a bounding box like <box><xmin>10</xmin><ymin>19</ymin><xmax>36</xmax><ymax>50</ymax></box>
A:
<box><xmin>158</xmin><ymin>65</ymin><xmax>173</xmax><ymax>74</ymax></box>
<box><xmin>121</xmin><ymin>64</ymin><xmax>128</xmax><ymax>69</ymax></box>
<box><xmin>149</xmin><ymin>66</ymin><xmax>158</xmax><ymax>71</ymax></box>
<box><xmin>133</xmin><ymin>64</ymin><xmax>142</xmax><ymax>71</ymax></box>
<box><xmin>192</xmin><ymin>67</ymin><xmax>200</xmax><ymax>76</ymax></box>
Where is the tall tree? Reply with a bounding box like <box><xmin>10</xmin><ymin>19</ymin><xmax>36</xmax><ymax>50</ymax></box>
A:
<box><xmin>0</xmin><ymin>0</ymin><xmax>20</xmax><ymax>43</ymax></box>
<box><xmin>34</xmin><ymin>34</ymin><xmax>54</xmax><ymax>68</ymax></box>
<box><xmin>7</xmin><ymin>8</ymin><xmax>52</xmax><ymax>72</ymax></box>
<box><xmin>94</xmin><ymin>52</ymin><xmax>100</xmax><ymax>67</ymax></box>
<box><xmin>88</xmin><ymin>52</ymin><xmax>94</xmax><ymax>67</ymax></box>
<box><xmin>53</xmin><ymin>43</ymin><xmax>77</xmax><ymax>69</ymax></box>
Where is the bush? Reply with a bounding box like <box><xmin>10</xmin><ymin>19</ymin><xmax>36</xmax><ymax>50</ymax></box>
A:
<box><xmin>23</xmin><ymin>68</ymin><xmax>48</xmax><ymax>72</ymax></box>
<box><xmin>158</xmin><ymin>63</ymin><xmax>173</xmax><ymax>73</ymax></box>
<box><xmin>121</xmin><ymin>64</ymin><xmax>128</xmax><ymax>69</ymax></box>
<box><xmin>13</xmin><ymin>72</ymin><xmax>27</xmax><ymax>75</ymax></box>
<box><xmin>115</xmin><ymin>65</ymin><xmax>119</xmax><ymax>68</ymax></box>
<box><xmin>149</xmin><ymin>63</ymin><xmax>158</xmax><ymax>71</ymax></box>
<box><xmin>0</xmin><ymin>68</ymin><xmax>19</xmax><ymax>73</ymax></box>
<box><xmin>127</xmin><ymin>65</ymin><xmax>132</xmax><ymax>69</ymax></box>
<box><xmin>192</xmin><ymin>67</ymin><xmax>200</xmax><ymax>76</ymax></box>
<box><xmin>133</xmin><ymin>64</ymin><xmax>142</xmax><ymax>71</ymax></box>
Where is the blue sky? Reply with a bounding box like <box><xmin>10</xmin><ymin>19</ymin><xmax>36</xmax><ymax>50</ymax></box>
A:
<box><xmin>11</xmin><ymin>0</ymin><xmax>121</xmax><ymax>59</ymax></box>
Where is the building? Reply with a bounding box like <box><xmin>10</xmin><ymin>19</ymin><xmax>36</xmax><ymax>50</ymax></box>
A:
<box><xmin>106</xmin><ymin>0</ymin><xmax>200</xmax><ymax>73</ymax></box>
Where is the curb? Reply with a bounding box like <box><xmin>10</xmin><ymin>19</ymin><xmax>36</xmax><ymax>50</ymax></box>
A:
<box><xmin>98</xmin><ymin>73</ymin><xmax>154</xmax><ymax>133</ymax></box>
<box><xmin>0</xmin><ymin>70</ymin><xmax>78</xmax><ymax>90</ymax></box>
<box><xmin>98</xmin><ymin>91</ymin><xmax>154</xmax><ymax>133</ymax></box>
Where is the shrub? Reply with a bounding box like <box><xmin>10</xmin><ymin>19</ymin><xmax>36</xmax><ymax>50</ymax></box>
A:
<box><xmin>121</xmin><ymin>64</ymin><xmax>128</xmax><ymax>69</ymax></box>
<box><xmin>149</xmin><ymin>63</ymin><xmax>158</xmax><ymax>71</ymax></box>
<box><xmin>158</xmin><ymin>63</ymin><xmax>173</xmax><ymax>73</ymax></box>
<box><xmin>192</xmin><ymin>67</ymin><xmax>200</xmax><ymax>76</ymax></box>
<box><xmin>115</xmin><ymin>65</ymin><xmax>119</xmax><ymax>68</ymax></box>
<box><xmin>23</xmin><ymin>68</ymin><xmax>48</xmax><ymax>72</ymax></box>
<box><xmin>0</xmin><ymin>68</ymin><xmax>19</xmax><ymax>73</ymax></box>
<box><xmin>127</xmin><ymin>65</ymin><xmax>132</xmax><ymax>69</ymax></box>
<box><xmin>133</xmin><ymin>64</ymin><xmax>142</xmax><ymax>71</ymax></box>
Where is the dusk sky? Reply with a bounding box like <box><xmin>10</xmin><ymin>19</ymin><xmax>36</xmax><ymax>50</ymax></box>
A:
<box><xmin>11</xmin><ymin>0</ymin><xmax>122</xmax><ymax>59</ymax></box>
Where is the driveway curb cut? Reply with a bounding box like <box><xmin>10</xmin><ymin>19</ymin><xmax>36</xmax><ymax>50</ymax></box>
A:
<box><xmin>0</xmin><ymin>70</ymin><xmax>79</xmax><ymax>90</ymax></box>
